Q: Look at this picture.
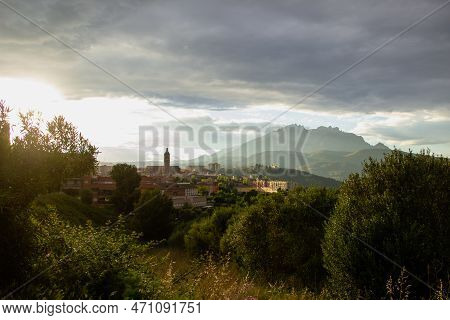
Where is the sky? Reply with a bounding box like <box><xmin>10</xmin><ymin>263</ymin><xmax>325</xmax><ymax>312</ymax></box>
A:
<box><xmin>0</xmin><ymin>0</ymin><xmax>449</xmax><ymax>162</ymax></box>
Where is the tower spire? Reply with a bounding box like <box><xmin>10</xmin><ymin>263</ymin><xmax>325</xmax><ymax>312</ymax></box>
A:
<box><xmin>164</xmin><ymin>147</ymin><xmax>170</xmax><ymax>175</ymax></box>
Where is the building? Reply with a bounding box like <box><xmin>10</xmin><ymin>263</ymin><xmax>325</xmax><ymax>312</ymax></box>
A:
<box><xmin>172</xmin><ymin>195</ymin><xmax>208</xmax><ymax>208</ymax></box>
<box><xmin>208</xmin><ymin>162</ymin><xmax>221</xmax><ymax>172</ymax></box>
<box><xmin>185</xmin><ymin>165</ymin><xmax>207</xmax><ymax>173</ymax></box>
<box><xmin>254</xmin><ymin>178</ymin><xmax>295</xmax><ymax>193</ymax></box>
<box><xmin>268</xmin><ymin>180</ymin><xmax>289</xmax><ymax>191</ymax></box>
<box><xmin>62</xmin><ymin>178</ymin><xmax>82</xmax><ymax>195</ymax></box>
<box><xmin>80</xmin><ymin>176</ymin><xmax>116</xmax><ymax>203</ymax></box>
<box><xmin>163</xmin><ymin>183</ymin><xmax>198</xmax><ymax>197</ymax></box>
<box><xmin>164</xmin><ymin>148</ymin><xmax>170</xmax><ymax>175</ymax></box>
<box><xmin>142</xmin><ymin>165</ymin><xmax>181</xmax><ymax>176</ymax></box>
<box><xmin>96</xmin><ymin>165</ymin><xmax>113</xmax><ymax>177</ymax></box>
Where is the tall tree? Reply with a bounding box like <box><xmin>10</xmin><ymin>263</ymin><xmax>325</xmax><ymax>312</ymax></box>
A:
<box><xmin>130</xmin><ymin>189</ymin><xmax>174</xmax><ymax>241</ymax></box>
<box><xmin>323</xmin><ymin>150</ymin><xmax>450</xmax><ymax>299</ymax></box>
<box><xmin>6</xmin><ymin>112</ymin><xmax>98</xmax><ymax>206</ymax></box>
<box><xmin>110</xmin><ymin>164</ymin><xmax>141</xmax><ymax>213</ymax></box>
<box><xmin>0</xmin><ymin>105</ymin><xmax>98</xmax><ymax>296</ymax></box>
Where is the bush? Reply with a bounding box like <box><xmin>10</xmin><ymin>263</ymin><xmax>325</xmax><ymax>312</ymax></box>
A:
<box><xmin>184</xmin><ymin>207</ymin><xmax>237</xmax><ymax>256</ymax></box>
<box><xmin>222</xmin><ymin>187</ymin><xmax>337</xmax><ymax>289</ymax></box>
<box><xmin>80</xmin><ymin>189</ymin><xmax>93</xmax><ymax>205</ymax></box>
<box><xmin>322</xmin><ymin>150</ymin><xmax>450</xmax><ymax>299</ymax></box>
<box><xmin>31</xmin><ymin>193</ymin><xmax>115</xmax><ymax>225</ymax></box>
<box><xmin>20</xmin><ymin>208</ymin><xmax>163</xmax><ymax>299</ymax></box>
<box><xmin>129</xmin><ymin>190</ymin><xmax>174</xmax><ymax>241</ymax></box>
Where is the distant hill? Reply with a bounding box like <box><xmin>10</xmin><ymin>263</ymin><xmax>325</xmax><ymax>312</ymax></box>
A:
<box><xmin>225</xmin><ymin>167</ymin><xmax>340</xmax><ymax>188</ymax></box>
<box><xmin>303</xmin><ymin>148</ymin><xmax>391</xmax><ymax>180</ymax></box>
<box><xmin>187</xmin><ymin>125</ymin><xmax>391</xmax><ymax>181</ymax></box>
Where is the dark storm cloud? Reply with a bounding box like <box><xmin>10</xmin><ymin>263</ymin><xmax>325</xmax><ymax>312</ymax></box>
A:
<box><xmin>0</xmin><ymin>0</ymin><xmax>449</xmax><ymax>112</ymax></box>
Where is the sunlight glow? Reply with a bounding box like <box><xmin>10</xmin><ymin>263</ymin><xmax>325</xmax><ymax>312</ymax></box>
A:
<box><xmin>0</xmin><ymin>77</ymin><xmax>63</xmax><ymax>109</ymax></box>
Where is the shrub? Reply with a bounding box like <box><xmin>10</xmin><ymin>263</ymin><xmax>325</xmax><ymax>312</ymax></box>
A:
<box><xmin>129</xmin><ymin>190</ymin><xmax>174</xmax><ymax>241</ymax></box>
<box><xmin>184</xmin><ymin>207</ymin><xmax>237</xmax><ymax>256</ymax></box>
<box><xmin>222</xmin><ymin>187</ymin><xmax>337</xmax><ymax>289</ymax></box>
<box><xmin>31</xmin><ymin>193</ymin><xmax>115</xmax><ymax>225</ymax></box>
<box><xmin>80</xmin><ymin>189</ymin><xmax>93</xmax><ymax>205</ymax></box>
<box><xmin>21</xmin><ymin>208</ymin><xmax>163</xmax><ymax>299</ymax></box>
<box><xmin>322</xmin><ymin>150</ymin><xmax>450</xmax><ymax>299</ymax></box>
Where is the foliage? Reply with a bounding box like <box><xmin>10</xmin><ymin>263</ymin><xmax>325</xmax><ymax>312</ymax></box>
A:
<box><xmin>22</xmin><ymin>209</ymin><xmax>163</xmax><ymax>299</ymax></box>
<box><xmin>110</xmin><ymin>163</ymin><xmax>141</xmax><ymax>213</ymax></box>
<box><xmin>0</xmin><ymin>106</ymin><xmax>98</xmax><ymax>295</ymax></box>
<box><xmin>212</xmin><ymin>189</ymin><xmax>240</xmax><ymax>206</ymax></box>
<box><xmin>184</xmin><ymin>207</ymin><xmax>237</xmax><ymax>256</ymax></box>
<box><xmin>129</xmin><ymin>189</ymin><xmax>174</xmax><ymax>241</ymax></box>
<box><xmin>9</xmin><ymin>112</ymin><xmax>98</xmax><ymax>198</ymax></box>
<box><xmin>197</xmin><ymin>185</ymin><xmax>209</xmax><ymax>196</ymax></box>
<box><xmin>80</xmin><ymin>189</ymin><xmax>94</xmax><ymax>205</ymax></box>
<box><xmin>168</xmin><ymin>206</ymin><xmax>208</xmax><ymax>248</ymax></box>
<box><xmin>222</xmin><ymin>187</ymin><xmax>338</xmax><ymax>289</ymax></box>
<box><xmin>0</xmin><ymin>206</ymin><xmax>35</xmax><ymax>297</ymax></box>
<box><xmin>0</xmin><ymin>100</ymin><xmax>11</xmax><ymax>174</ymax></box>
<box><xmin>31</xmin><ymin>193</ymin><xmax>115</xmax><ymax>226</ymax></box>
<box><xmin>322</xmin><ymin>150</ymin><xmax>450</xmax><ymax>299</ymax></box>
<box><xmin>168</xmin><ymin>220</ymin><xmax>196</xmax><ymax>248</ymax></box>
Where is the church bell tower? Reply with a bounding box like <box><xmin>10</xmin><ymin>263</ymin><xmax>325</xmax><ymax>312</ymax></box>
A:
<box><xmin>164</xmin><ymin>148</ymin><xmax>170</xmax><ymax>175</ymax></box>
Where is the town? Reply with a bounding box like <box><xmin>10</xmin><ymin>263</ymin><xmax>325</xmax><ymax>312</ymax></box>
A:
<box><xmin>62</xmin><ymin>147</ymin><xmax>295</xmax><ymax>208</ymax></box>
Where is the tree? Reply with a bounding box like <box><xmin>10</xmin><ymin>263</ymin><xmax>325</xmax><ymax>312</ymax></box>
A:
<box><xmin>322</xmin><ymin>150</ymin><xmax>450</xmax><ymax>299</ymax></box>
<box><xmin>6</xmin><ymin>112</ymin><xmax>98</xmax><ymax>204</ymax></box>
<box><xmin>184</xmin><ymin>206</ymin><xmax>237</xmax><ymax>256</ymax></box>
<box><xmin>110</xmin><ymin>164</ymin><xmax>141</xmax><ymax>213</ymax></box>
<box><xmin>0</xmin><ymin>106</ymin><xmax>98</xmax><ymax>295</ymax></box>
<box><xmin>0</xmin><ymin>100</ymin><xmax>11</xmax><ymax>176</ymax></box>
<box><xmin>222</xmin><ymin>187</ymin><xmax>337</xmax><ymax>289</ymax></box>
<box><xmin>0</xmin><ymin>104</ymin><xmax>34</xmax><ymax>295</ymax></box>
<box><xmin>45</xmin><ymin>116</ymin><xmax>98</xmax><ymax>191</ymax></box>
<box><xmin>129</xmin><ymin>189</ymin><xmax>174</xmax><ymax>241</ymax></box>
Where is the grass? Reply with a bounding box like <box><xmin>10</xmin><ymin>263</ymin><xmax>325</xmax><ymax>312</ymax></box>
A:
<box><xmin>150</xmin><ymin>247</ymin><xmax>324</xmax><ymax>299</ymax></box>
<box><xmin>31</xmin><ymin>192</ymin><xmax>117</xmax><ymax>225</ymax></box>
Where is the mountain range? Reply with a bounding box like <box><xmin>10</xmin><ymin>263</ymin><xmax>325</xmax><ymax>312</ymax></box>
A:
<box><xmin>186</xmin><ymin>125</ymin><xmax>391</xmax><ymax>181</ymax></box>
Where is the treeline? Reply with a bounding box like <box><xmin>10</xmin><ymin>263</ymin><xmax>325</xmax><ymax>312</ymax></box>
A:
<box><xmin>1</xmin><ymin>101</ymin><xmax>449</xmax><ymax>299</ymax></box>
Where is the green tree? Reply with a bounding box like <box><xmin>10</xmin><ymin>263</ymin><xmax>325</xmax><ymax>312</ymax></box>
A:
<box><xmin>322</xmin><ymin>150</ymin><xmax>450</xmax><ymax>299</ymax></box>
<box><xmin>223</xmin><ymin>187</ymin><xmax>337</xmax><ymax>289</ymax></box>
<box><xmin>0</xmin><ymin>106</ymin><xmax>98</xmax><ymax>295</ymax></box>
<box><xmin>110</xmin><ymin>164</ymin><xmax>141</xmax><ymax>213</ymax></box>
<box><xmin>130</xmin><ymin>189</ymin><xmax>174</xmax><ymax>241</ymax></box>
<box><xmin>6</xmin><ymin>112</ymin><xmax>98</xmax><ymax>205</ymax></box>
<box><xmin>185</xmin><ymin>206</ymin><xmax>237</xmax><ymax>256</ymax></box>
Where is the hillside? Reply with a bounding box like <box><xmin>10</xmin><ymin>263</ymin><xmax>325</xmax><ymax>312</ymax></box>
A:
<box><xmin>32</xmin><ymin>193</ymin><xmax>116</xmax><ymax>225</ymax></box>
<box><xmin>226</xmin><ymin>167</ymin><xmax>341</xmax><ymax>188</ymax></box>
<box><xmin>188</xmin><ymin>125</ymin><xmax>391</xmax><ymax>180</ymax></box>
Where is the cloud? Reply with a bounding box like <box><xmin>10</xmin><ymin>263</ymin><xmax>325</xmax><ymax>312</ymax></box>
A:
<box><xmin>354</xmin><ymin>111</ymin><xmax>450</xmax><ymax>147</ymax></box>
<box><xmin>0</xmin><ymin>0</ymin><xmax>449</xmax><ymax>114</ymax></box>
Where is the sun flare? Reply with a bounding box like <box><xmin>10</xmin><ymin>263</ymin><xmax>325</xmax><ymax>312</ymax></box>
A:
<box><xmin>0</xmin><ymin>77</ymin><xmax>63</xmax><ymax>109</ymax></box>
